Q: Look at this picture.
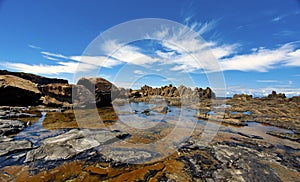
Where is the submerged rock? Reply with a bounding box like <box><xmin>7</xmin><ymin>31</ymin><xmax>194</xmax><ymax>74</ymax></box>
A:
<box><xmin>104</xmin><ymin>148</ymin><xmax>156</xmax><ymax>164</ymax></box>
<box><xmin>152</xmin><ymin>106</ymin><xmax>169</xmax><ymax>114</ymax></box>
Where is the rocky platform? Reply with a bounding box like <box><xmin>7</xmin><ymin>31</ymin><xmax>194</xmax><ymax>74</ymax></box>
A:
<box><xmin>0</xmin><ymin>105</ymin><xmax>299</xmax><ymax>181</ymax></box>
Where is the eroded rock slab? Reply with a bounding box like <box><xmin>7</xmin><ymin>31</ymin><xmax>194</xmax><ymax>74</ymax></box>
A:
<box><xmin>0</xmin><ymin>119</ymin><xmax>26</xmax><ymax>136</ymax></box>
<box><xmin>25</xmin><ymin>129</ymin><xmax>129</xmax><ymax>162</ymax></box>
<box><xmin>0</xmin><ymin>140</ymin><xmax>32</xmax><ymax>157</ymax></box>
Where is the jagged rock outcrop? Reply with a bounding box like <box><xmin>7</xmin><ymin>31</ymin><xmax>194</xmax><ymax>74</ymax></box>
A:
<box><xmin>38</xmin><ymin>84</ymin><xmax>72</xmax><ymax>107</ymax></box>
<box><xmin>232</xmin><ymin>94</ymin><xmax>253</xmax><ymax>101</ymax></box>
<box><xmin>0</xmin><ymin>70</ymin><xmax>68</xmax><ymax>85</ymax></box>
<box><xmin>0</xmin><ymin>70</ymin><xmax>120</xmax><ymax>107</ymax></box>
<box><xmin>0</xmin><ymin>75</ymin><xmax>42</xmax><ymax>106</ymax></box>
<box><xmin>132</xmin><ymin>85</ymin><xmax>215</xmax><ymax>99</ymax></box>
<box><xmin>77</xmin><ymin>77</ymin><xmax>117</xmax><ymax>107</ymax></box>
<box><xmin>267</xmin><ymin>90</ymin><xmax>286</xmax><ymax>99</ymax></box>
<box><xmin>39</xmin><ymin>84</ymin><xmax>97</xmax><ymax>108</ymax></box>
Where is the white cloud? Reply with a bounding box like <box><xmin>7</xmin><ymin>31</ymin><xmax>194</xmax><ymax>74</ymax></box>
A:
<box><xmin>272</xmin><ymin>16</ymin><xmax>284</xmax><ymax>22</ymax></box>
<box><xmin>101</xmin><ymin>40</ymin><xmax>158</xmax><ymax>66</ymax></box>
<box><xmin>219</xmin><ymin>43</ymin><xmax>300</xmax><ymax>72</ymax></box>
<box><xmin>70</xmin><ymin>56</ymin><xmax>121</xmax><ymax>68</ymax></box>
<box><xmin>3</xmin><ymin>20</ymin><xmax>300</xmax><ymax>78</ymax></box>
<box><xmin>28</xmin><ymin>44</ymin><xmax>42</xmax><ymax>50</ymax></box>
<box><xmin>42</xmin><ymin>55</ymin><xmax>59</xmax><ymax>61</ymax></box>
<box><xmin>226</xmin><ymin>85</ymin><xmax>300</xmax><ymax>97</ymax></box>
<box><xmin>2</xmin><ymin>61</ymin><xmax>94</xmax><ymax>75</ymax></box>
<box><xmin>285</xmin><ymin>49</ymin><xmax>300</xmax><ymax>66</ymax></box>
<box><xmin>257</xmin><ymin>80</ymin><xmax>278</xmax><ymax>83</ymax></box>
<box><xmin>41</xmin><ymin>51</ymin><xmax>69</xmax><ymax>59</ymax></box>
<box><xmin>133</xmin><ymin>70</ymin><xmax>145</xmax><ymax>75</ymax></box>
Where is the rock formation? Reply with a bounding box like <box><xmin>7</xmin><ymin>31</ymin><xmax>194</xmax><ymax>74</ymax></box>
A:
<box><xmin>77</xmin><ymin>77</ymin><xmax>117</xmax><ymax>107</ymax></box>
<box><xmin>131</xmin><ymin>84</ymin><xmax>215</xmax><ymax>100</ymax></box>
<box><xmin>267</xmin><ymin>90</ymin><xmax>286</xmax><ymax>99</ymax></box>
<box><xmin>232</xmin><ymin>94</ymin><xmax>253</xmax><ymax>101</ymax></box>
<box><xmin>0</xmin><ymin>70</ymin><xmax>68</xmax><ymax>85</ymax></box>
<box><xmin>0</xmin><ymin>70</ymin><xmax>122</xmax><ymax>108</ymax></box>
<box><xmin>0</xmin><ymin>75</ymin><xmax>42</xmax><ymax>106</ymax></box>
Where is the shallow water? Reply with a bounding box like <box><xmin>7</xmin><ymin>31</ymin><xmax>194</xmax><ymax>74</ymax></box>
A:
<box><xmin>13</xmin><ymin>112</ymin><xmax>67</xmax><ymax>146</ymax></box>
<box><xmin>10</xmin><ymin>103</ymin><xmax>300</xmax><ymax>154</ymax></box>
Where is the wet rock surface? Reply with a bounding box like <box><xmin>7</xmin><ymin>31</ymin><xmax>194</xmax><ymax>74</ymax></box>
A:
<box><xmin>267</xmin><ymin>130</ymin><xmax>300</xmax><ymax>142</ymax></box>
<box><xmin>0</xmin><ymin>103</ymin><xmax>299</xmax><ymax>181</ymax></box>
<box><xmin>0</xmin><ymin>120</ymin><xmax>26</xmax><ymax>136</ymax></box>
<box><xmin>0</xmin><ymin>140</ymin><xmax>32</xmax><ymax>157</ymax></box>
<box><xmin>25</xmin><ymin>128</ymin><xmax>129</xmax><ymax>162</ymax></box>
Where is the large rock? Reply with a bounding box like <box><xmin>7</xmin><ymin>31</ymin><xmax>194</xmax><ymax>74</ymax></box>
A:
<box><xmin>77</xmin><ymin>77</ymin><xmax>116</xmax><ymax>107</ymax></box>
<box><xmin>38</xmin><ymin>84</ymin><xmax>72</xmax><ymax>104</ymax></box>
<box><xmin>39</xmin><ymin>84</ymin><xmax>95</xmax><ymax>108</ymax></box>
<box><xmin>0</xmin><ymin>75</ymin><xmax>42</xmax><ymax>106</ymax></box>
<box><xmin>0</xmin><ymin>70</ymin><xmax>68</xmax><ymax>85</ymax></box>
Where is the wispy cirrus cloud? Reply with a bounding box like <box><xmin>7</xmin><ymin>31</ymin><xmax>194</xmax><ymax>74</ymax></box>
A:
<box><xmin>28</xmin><ymin>44</ymin><xmax>42</xmax><ymax>50</ymax></box>
<box><xmin>257</xmin><ymin>80</ymin><xmax>278</xmax><ymax>83</ymax></box>
<box><xmin>2</xmin><ymin>61</ymin><xmax>94</xmax><ymax>75</ymax></box>
<box><xmin>133</xmin><ymin>70</ymin><xmax>145</xmax><ymax>75</ymax></box>
<box><xmin>2</xmin><ymin>51</ymin><xmax>122</xmax><ymax>75</ymax></box>
<box><xmin>219</xmin><ymin>43</ymin><xmax>300</xmax><ymax>72</ymax></box>
<box><xmin>271</xmin><ymin>10</ymin><xmax>300</xmax><ymax>22</ymax></box>
<box><xmin>101</xmin><ymin>40</ymin><xmax>158</xmax><ymax>66</ymax></box>
<box><xmin>41</xmin><ymin>51</ymin><xmax>69</xmax><ymax>60</ymax></box>
<box><xmin>272</xmin><ymin>15</ymin><xmax>285</xmax><ymax>22</ymax></box>
<box><xmin>3</xmin><ymin>20</ymin><xmax>300</xmax><ymax>76</ymax></box>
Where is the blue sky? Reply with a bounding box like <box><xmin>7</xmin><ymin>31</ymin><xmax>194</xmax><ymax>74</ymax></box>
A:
<box><xmin>0</xmin><ymin>0</ymin><xmax>300</xmax><ymax>97</ymax></box>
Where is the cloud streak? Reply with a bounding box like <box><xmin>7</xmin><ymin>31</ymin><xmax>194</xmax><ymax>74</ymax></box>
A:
<box><xmin>2</xmin><ymin>20</ymin><xmax>300</xmax><ymax>76</ymax></box>
<box><xmin>257</xmin><ymin>80</ymin><xmax>278</xmax><ymax>83</ymax></box>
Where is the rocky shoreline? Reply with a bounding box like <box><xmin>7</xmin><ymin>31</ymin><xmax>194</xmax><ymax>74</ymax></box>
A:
<box><xmin>0</xmin><ymin>70</ymin><xmax>300</xmax><ymax>181</ymax></box>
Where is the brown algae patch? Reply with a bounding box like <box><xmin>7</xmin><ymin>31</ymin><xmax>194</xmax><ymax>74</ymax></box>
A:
<box><xmin>42</xmin><ymin>107</ymin><xmax>118</xmax><ymax>129</ymax></box>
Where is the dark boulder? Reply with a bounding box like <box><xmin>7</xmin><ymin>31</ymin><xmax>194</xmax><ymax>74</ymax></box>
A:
<box><xmin>77</xmin><ymin>77</ymin><xmax>116</xmax><ymax>107</ymax></box>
